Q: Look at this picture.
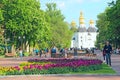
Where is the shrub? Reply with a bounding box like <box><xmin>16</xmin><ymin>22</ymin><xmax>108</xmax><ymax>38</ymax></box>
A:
<box><xmin>24</xmin><ymin>52</ymin><xmax>30</xmax><ymax>57</ymax></box>
<box><xmin>0</xmin><ymin>47</ymin><xmax>5</xmax><ymax>55</ymax></box>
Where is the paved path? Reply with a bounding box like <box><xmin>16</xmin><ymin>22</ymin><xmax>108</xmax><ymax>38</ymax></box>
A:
<box><xmin>110</xmin><ymin>54</ymin><xmax>120</xmax><ymax>75</ymax></box>
<box><xmin>96</xmin><ymin>51</ymin><xmax>120</xmax><ymax>75</ymax></box>
<box><xmin>0</xmin><ymin>51</ymin><xmax>120</xmax><ymax>80</ymax></box>
<box><xmin>0</xmin><ymin>75</ymin><xmax>120</xmax><ymax>80</ymax></box>
<box><xmin>0</xmin><ymin>56</ymin><xmax>42</xmax><ymax>67</ymax></box>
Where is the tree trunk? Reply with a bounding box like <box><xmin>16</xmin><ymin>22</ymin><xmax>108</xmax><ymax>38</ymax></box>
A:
<box><xmin>11</xmin><ymin>44</ymin><xmax>15</xmax><ymax>55</ymax></box>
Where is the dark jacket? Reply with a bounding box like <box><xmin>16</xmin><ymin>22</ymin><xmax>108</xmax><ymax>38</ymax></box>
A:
<box><xmin>51</xmin><ymin>48</ymin><xmax>56</xmax><ymax>54</ymax></box>
<box><xmin>103</xmin><ymin>45</ymin><xmax>112</xmax><ymax>53</ymax></box>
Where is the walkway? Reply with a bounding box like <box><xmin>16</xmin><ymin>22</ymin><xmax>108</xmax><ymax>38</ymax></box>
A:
<box><xmin>110</xmin><ymin>54</ymin><xmax>120</xmax><ymax>75</ymax></box>
<box><xmin>0</xmin><ymin>75</ymin><xmax>120</xmax><ymax>80</ymax></box>
<box><xmin>97</xmin><ymin>51</ymin><xmax>120</xmax><ymax>75</ymax></box>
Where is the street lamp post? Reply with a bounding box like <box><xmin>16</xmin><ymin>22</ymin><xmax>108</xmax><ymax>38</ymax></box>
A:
<box><xmin>116</xmin><ymin>37</ymin><xmax>119</xmax><ymax>48</ymax></box>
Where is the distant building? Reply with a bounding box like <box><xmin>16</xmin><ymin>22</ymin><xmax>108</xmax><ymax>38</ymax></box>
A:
<box><xmin>71</xmin><ymin>11</ymin><xmax>98</xmax><ymax>49</ymax></box>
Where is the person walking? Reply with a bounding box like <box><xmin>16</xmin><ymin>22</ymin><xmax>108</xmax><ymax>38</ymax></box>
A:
<box><xmin>19</xmin><ymin>48</ymin><xmax>23</xmax><ymax>60</ymax></box>
<box><xmin>51</xmin><ymin>46</ymin><xmax>56</xmax><ymax>58</ymax></box>
<box><xmin>116</xmin><ymin>48</ymin><xmax>119</xmax><ymax>54</ymax></box>
<box><xmin>74</xmin><ymin>47</ymin><xmax>78</xmax><ymax>58</ymax></box>
<box><xmin>39</xmin><ymin>49</ymin><xmax>43</xmax><ymax>58</ymax></box>
<box><xmin>103</xmin><ymin>41</ymin><xmax>112</xmax><ymax>66</ymax></box>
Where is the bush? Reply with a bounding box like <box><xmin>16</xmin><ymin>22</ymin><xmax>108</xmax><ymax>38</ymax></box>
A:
<box><xmin>0</xmin><ymin>47</ymin><xmax>5</xmax><ymax>55</ymax></box>
<box><xmin>24</xmin><ymin>52</ymin><xmax>30</xmax><ymax>57</ymax></box>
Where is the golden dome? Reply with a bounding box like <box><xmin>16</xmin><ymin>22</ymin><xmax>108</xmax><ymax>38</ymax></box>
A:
<box><xmin>80</xmin><ymin>11</ymin><xmax>83</xmax><ymax>16</ymax></box>
<box><xmin>89</xmin><ymin>19</ymin><xmax>94</xmax><ymax>24</ymax></box>
<box><xmin>79</xmin><ymin>11</ymin><xmax>84</xmax><ymax>24</ymax></box>
<box><xmin>80</xmin><ymin>21</ymin><xmax>84</xmax><ymax>24</ymax></box>
<box><xmin>79</xmin><ymin>11</ymin><xmax>84</xmax><ymax>19</ymax></box>
<box><xmin>71</xmin><ymin>20</ymin><xmax>76</xmax><ymax>27</ymax></box>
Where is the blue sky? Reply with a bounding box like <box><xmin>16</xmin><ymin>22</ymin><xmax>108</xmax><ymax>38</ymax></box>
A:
<box><xmin>40</xmin><ymin>0</ymin><xmax>113</xmax><ymax>27</ymax></box>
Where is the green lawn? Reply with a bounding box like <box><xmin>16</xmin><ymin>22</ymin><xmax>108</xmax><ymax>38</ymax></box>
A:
<box><xmin>0</xmin><ymin>55</ymin><xmax>5</xmax><ymax>58</ymax></box>
<box><xmin>70</xmin><ymin>63</ymin><xmax>116</xmax><ymax>74</ymax></box>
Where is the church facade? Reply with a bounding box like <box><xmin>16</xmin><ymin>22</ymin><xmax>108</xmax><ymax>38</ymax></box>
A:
<box><xmin>71</xmin><ymin>12</ymin><xmax>98</xmax><ymax>49</ymax></box>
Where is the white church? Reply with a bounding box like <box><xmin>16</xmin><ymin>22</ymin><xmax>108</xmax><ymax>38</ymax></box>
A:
<box><xmin>71</xmin><ymin>12</ymin><xmax>98</xmax><ymax>49</ymax></box>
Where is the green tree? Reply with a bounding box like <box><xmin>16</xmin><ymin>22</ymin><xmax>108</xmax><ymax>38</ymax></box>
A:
<box><xmin>0</xmin><ymin>26</ymin><xmax>4</xmax><ymax>55</ymax></box>
<box><xmin>45</xmin><ymin>3</ymin><xmax>73</xmax><ymax>48</ymax></box>
<box><xmin>96</xmin><ymin>8</ymin><xmax>110</xmax><ymax>48</ymax></box>
<box><xmin>106</xmin><ymin>0</ymin><xmax>120</xmax><ymax>44</ymax></box>
<box><xmin>0</xmin><ymin>0</ymin><xmax>51</xmax><ymax>52</ymax></box>
<box><xmin>96</xmin><ymin>0</ymin><xmax>120</xmax><ymax>48</ymax></box>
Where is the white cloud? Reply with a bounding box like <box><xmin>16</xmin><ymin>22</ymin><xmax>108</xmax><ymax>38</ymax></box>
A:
<box><xmin>57</xmin><ymin>1</ymin><xmax>65</xmax><ymax>9</ymax></box>
<box><xmin>68</xmin><ymin>0</ymin><xmax>101</xmax><ymax>4</ymax></box>
<box><xmin>41</xmin><ymin>0</ymin><xmax>66</xmax><ymax>9</ymax></box>
<box><xmin>76</xmin><ymin>0</ymin><xmax>84</xmax><ymax>3</ymax></box>
<box><xmin>41</xmin><ymin>0</ymin><xmax>101</xmax><ymax>10</ymax></box>
<box><xmin>90</xmin><ymin>0</ymin><xmax>100</xmax><ymax>2</ymax></box>
<box><xmin>68</xmin><ymin>0</ymin><xmax>83</xmax><ymax>4</ymax></box>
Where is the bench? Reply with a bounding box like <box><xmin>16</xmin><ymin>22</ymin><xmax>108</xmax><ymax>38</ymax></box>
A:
<box><xmin>5</xmin><ymin>53</ymin><xmax>15</xmax><ymax>57</ymax></box>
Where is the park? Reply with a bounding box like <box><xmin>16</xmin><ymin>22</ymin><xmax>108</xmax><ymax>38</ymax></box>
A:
<box><xmin>0</xmin><ymin>0</ymin><xmax>120</xmax><ymax>80</ymax></box>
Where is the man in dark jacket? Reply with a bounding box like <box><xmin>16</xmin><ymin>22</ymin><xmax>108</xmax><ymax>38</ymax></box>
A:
<box><xmin>103</xmin><ymin>41</ymin><xmax>112</xmax><ymax>66</ymax></box>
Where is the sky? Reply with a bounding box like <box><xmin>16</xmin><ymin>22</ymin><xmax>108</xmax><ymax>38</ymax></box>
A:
<box><xmin>40</xmin><ymin>0</ymin><xmax>113</xmax><ymax>27</ymax></box>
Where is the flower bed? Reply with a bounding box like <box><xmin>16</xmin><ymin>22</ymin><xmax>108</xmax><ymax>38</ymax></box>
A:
<box><xmin>0</xmin><ymin>58</ymin><xmax>103</xmax><ymax>75</ymax></box>
<box><xmin>28</xmin><ymin>58</ymin><xmax>101</xmax><ymax>64</ymax></box>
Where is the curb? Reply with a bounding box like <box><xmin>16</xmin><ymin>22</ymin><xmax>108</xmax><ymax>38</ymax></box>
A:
<box><xmin>0</xmin><ymin>74</ymin><xmax>120</xmax><ymax>78</ymax></box>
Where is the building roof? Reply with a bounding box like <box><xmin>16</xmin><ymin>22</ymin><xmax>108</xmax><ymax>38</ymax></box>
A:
<box><xmin>87</xmin><ymin>27</ymin><xmax>97</xmax><ymax>32</ymax></box>
<box><xmin>77</xmin><ymin>27</ymin><xmax>87</xmax><ymax>32</ymax></box>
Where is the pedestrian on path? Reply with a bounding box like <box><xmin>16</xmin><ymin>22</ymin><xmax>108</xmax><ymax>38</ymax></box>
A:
<box><xmin>74</xmin><ymin>47</ymin><xmax>78</xmax><ymax>58</ymax></box>
<box><xmin>103</xmin><ymin>41</ymin><xmax>112</xmax><ymax>66</ymax></box>
<box><xmin>19</xmin><ymin>48</ymin><xmax>23</xmax><ymax>60</ymax></box>
<box><xmin>102</xmin><ymin>50</ymin><xmax>106</xmax><ymax>61</ymax></box>
<box><xmin>51</xmin><ymin>46</ymin><xmax>56</xmax><ymax>58</ymax></box>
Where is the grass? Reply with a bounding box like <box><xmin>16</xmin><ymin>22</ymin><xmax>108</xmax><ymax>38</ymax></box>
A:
<box><xmin>0</xmin><ymin>55</ymin><xmax>5</xmax><ymax>58</ymax></box>
<box><xmin>70</xmin><ymin>63</ymin><xmax>116</xmax><ymax>74</ymax></box>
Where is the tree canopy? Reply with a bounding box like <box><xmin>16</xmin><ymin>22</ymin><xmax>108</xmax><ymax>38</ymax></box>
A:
<box><xmin>0</xmin><ymin>0</ymin><xmax>51</xmax><ymax>51</ymax></box>
<box><xmin>45</xmin><ymin>3</ymin><xmax>73</xmax><ymax>48</ymax></box>
<box><xmin>0</xmin><ymin>0</ymin><xmax>73</xmax><ymax>54</ymax></box>
<box><xmin>96</xmin><ymin>0</ymin><xmax>120</xmax><ymax>49</ymax></box>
